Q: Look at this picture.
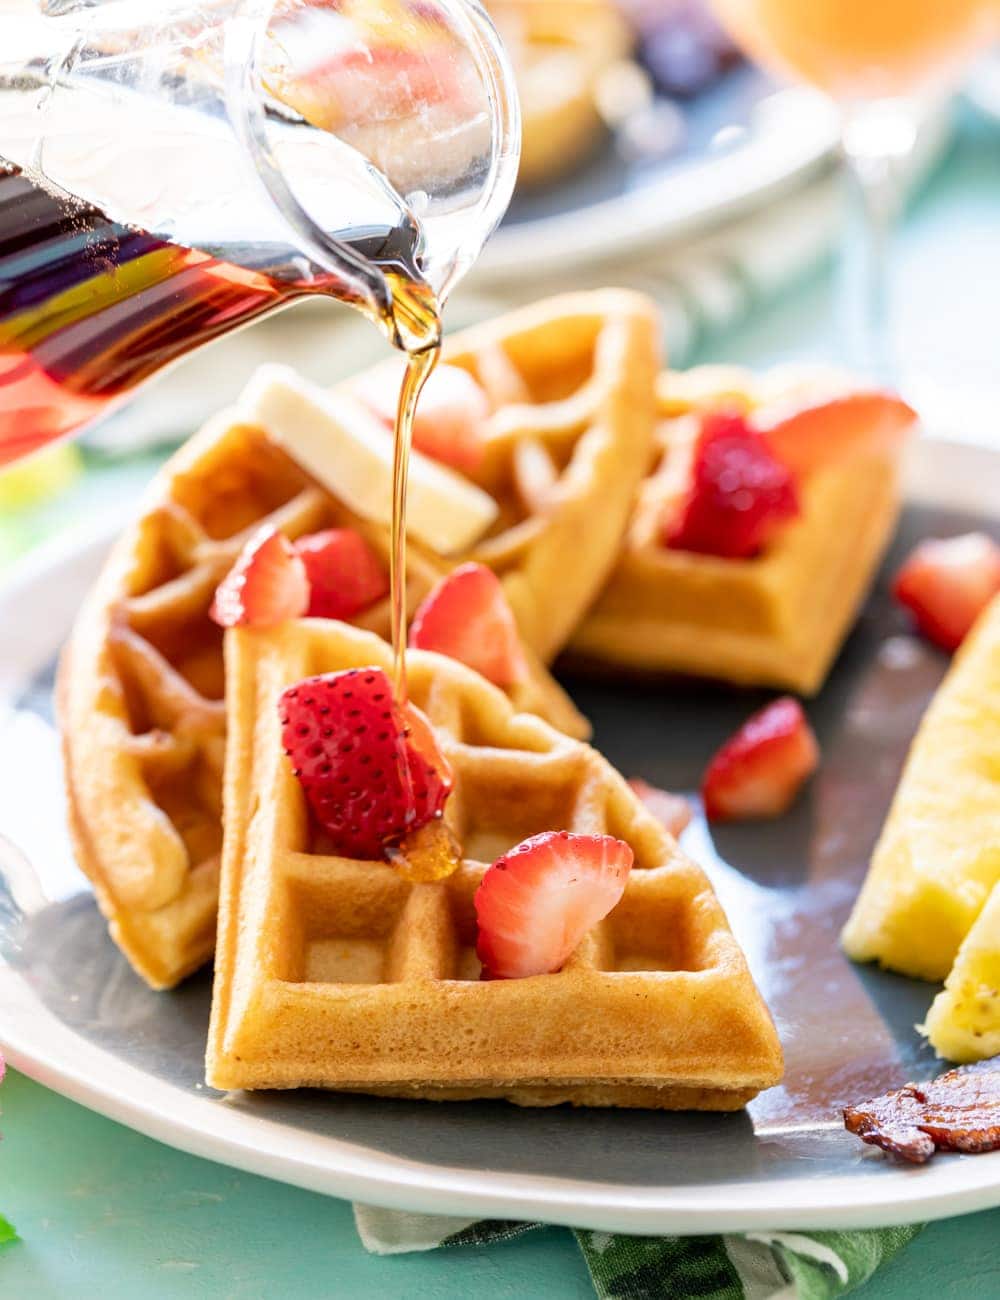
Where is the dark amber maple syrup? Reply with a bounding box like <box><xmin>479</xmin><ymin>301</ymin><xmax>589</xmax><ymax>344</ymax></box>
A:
<box><xmin>0</xmin><ymin>160</ymin><xmax>441</xmax><ymax>703</ymax></box>
<box><xmin>0</xmin><ymin>158</ymin><xmax>449</xmax><ymax>870</ymax></box>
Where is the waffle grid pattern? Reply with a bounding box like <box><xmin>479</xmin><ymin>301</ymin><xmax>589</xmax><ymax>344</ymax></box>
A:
<box><xmin>569</xmin><ymin>364</ymin><xmax>905</xmax><ymax>694</ymax></box>
<box><xmin>442</xmin><ymin>289</ymin><xmax>659</xmax><ymax>661</ymax></box>
<box><xmin>60</xmin><ymin>291</ymin><xmax>657</xmax><ymax>988</ymax></box>
<box><xmin>207</xmin><ymin>621</ymin><xmax>783</xmax><ymax>1108</ymax></box>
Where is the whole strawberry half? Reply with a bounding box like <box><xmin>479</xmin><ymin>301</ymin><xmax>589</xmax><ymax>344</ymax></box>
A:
<box><xmin>474</xmin><ymin>830</ymin><xmax>633</xmax><ymax>979</ymax></box>
<box><xmin>409</xmin><ymin>562</ymin><xmax>528</xmax><ymax>688</ymax></box>
<box><xmin>279</xmin><ymin>667</ymin><xmax>452</xmax><ymax>859</ymax></box>
<box><xmin>702</xmin><ymin>696</ymin><xmax>819</xmax><ymax>822</ymax></box>
<box><xmin>211</xmin><ymin>525</ymin><xmax>310</xmax><ymax>629</ymax></box>
<box><xmin>893</xmin><ymin>532</ymin><xmax>1000</xmax><ymax>652</ymax></box>
<box><xmin>294</xmin><ymin>528</ymin><xmax>389</xmax><ymax>621</ymax></box>
<box><xmin>665</xmin><ymin>409</ymin><xmax>800</xmax><ymax>559</ymax></box>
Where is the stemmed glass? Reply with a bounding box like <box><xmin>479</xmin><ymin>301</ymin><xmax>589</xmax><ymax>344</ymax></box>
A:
<box><xmin>707</xmin><ymin>0</ymin><xmax>998</xmax><ymax>381</ymax></box>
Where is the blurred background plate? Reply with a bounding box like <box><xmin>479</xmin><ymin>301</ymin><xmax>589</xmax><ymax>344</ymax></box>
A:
<box><xmin>482</xmin><ymin>77</ymin><xmax>839</xmax><ymax>277</ymax></box>
<box><xmin>966</xmin><ymin>49</ymin><xmax>1000</xmax><ymax>123</ymax></box>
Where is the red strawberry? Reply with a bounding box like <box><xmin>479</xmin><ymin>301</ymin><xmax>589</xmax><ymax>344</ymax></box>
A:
<box><xmin>627</xmin><ymin>778</ymin><xmax>692</xmax><ymax>839</ymax></box>
<box><xmin>294</xmin><ymin>528</ymin><xmax>389</xmax><ymax>620</ymax></box>
<box><xmin>756</xmin><ymin>391</ymin><xmax>917</xmax><ymax>481</ymax></box>
<box><xmin>302</xmin><ymin>43</ymin><xmax>464</xmax><ymax>122</ymax></box>
<box><xmin>210</xmin><ymin>525</ymin><xmax>309</xmax><ymax>628</ymax></box>
<box><xmin>409</xmin><ymin>562</ymin><xmax>528</xmax><ymax>688</ymax></box>
<box><xmin>893</xmin><ymin>532</ymin><xmax>1000</xmax><ymax>652</ymax></box>
<box><xmin>702</xmin><ymin>697</ymin><xmax>819</xmax><ymax>822</ymax></box>
<box><xmin>474</xmin><ymin>831</ymin><xmax>633</xmax><ymax>980</ymax></box>
<box><xmin>279</xmin><ymin>667</ymin><xmax>452</xmax><ymax>859</ymax></box>
<box><xmin>356</xmin><ymin>363</ymin><xmax>489</xmax><ymax>473</ymax></box>
<box><xmin>665</xmin><ymin>409</ymin><xmax>799</xmax><ymax>559</ymax></box>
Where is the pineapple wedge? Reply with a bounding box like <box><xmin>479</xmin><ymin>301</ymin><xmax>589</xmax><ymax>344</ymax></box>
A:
<box><xmin>842</xmin><ymin>593</ymin><xmax>1000</xmax><ymax>981</ymax></box>
<box><xmin>924</xmin><ymin>880</ymin><xmax>1000</xmax><ymax>1061</ymax></box>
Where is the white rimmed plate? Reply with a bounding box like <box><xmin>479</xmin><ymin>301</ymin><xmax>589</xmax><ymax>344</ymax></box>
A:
<box><xmin>1</xmin><ymin>436</ymin><xmax>999</xmax><ymax>1235</ymax></box>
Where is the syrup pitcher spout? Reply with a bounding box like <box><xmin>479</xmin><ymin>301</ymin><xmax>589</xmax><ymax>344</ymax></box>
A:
<box><xmin>0</xmin><ymin>0</ymin><xmax>520</xmax><ymax>342</ymax></box>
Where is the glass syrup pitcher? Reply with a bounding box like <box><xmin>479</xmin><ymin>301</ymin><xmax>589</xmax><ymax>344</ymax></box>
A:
<box><xmin>0</xmin><ymin>0</ymin><xmax>520</xmax><ymax>463</ymax></box>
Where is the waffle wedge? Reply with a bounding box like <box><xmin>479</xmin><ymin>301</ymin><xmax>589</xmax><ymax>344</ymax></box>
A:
<box><xmin>206</xmin><ymin>620</ymin><xmax>783</xmax><ymax>1107</ymax></box>
<box><xmin>487</xmin><ymin>0</ymin><xmax>632</xmax><ymax>186</ymax></box>
<box><xmin>59</xmin><ymin>292</ymin><xmax>657</xmax><ymax>990</ymax></box>
<box><xmin>843</xmin><ymin>594</ymin><xmax>1000</xmax><ymax>984</ymax></box>
<box><xmin>249</xmin><ymin>289</ymin><xmax>660</xmax><ymax>663</ymax></box>
<box><xmin>569</xmin><ymin>365</ymin><xmax>908</xmax><ymax>694</ymax></box>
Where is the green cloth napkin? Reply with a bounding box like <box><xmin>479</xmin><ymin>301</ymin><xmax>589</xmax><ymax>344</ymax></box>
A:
<box><xmin>0</xmin><ymin>1058</ymin><xmax>15</xmax><ymax>1250</ymax></box>
<box><xmin>353</xmin><ymin>1206</ymin><xmax>922</xmax><ymax>1299</ymax></box>
<box><xmin>0</xmin><ymin>1216</ymin><xmax>17</xmax><ymax>1251</ymax></box>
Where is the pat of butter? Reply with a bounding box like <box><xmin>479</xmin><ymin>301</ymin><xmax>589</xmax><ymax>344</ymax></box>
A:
<box><xmin>241</xmin><ymin>366</ymin><xmax>498</xmax><ymax>555</ymax></box>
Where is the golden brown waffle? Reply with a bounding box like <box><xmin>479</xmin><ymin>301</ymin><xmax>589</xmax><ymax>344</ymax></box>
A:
<box><xmin>59</xmin><ymin>291</ymin><xmax>657</xmax><ymax>990</ymax></box>
<box><xmin>206</xmin><ymin>620</ymin><xmax>783</xmax><ymax>1107</ymax></box>
<box><xmin>325</xmin><ymin>291</ymin><xmax>655</xmax><ymax>665</ymax></box>
<box><xmin>440</xmin><ymin>289</ymin><xmax>659</xmax><ymax>660</ymax></box>
<box><xmin>568</xmin><ymin>365</ymin><xmax>907</xmax><ymax>694</ymax></box>
<box><xmin>487</xmin><ymin>0</ymin><xmax>633</xmax><ymax>187</ymax></box>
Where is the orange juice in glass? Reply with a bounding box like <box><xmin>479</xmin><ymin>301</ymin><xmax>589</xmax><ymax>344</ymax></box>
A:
<box><xmin>711</xmin><ymin>0</ymin><xmax>995</xmax><ymax>100</ymax></box>
<box><xmin>709</xmin><ymin>0</ymin><xmax>998</xmax><ymax>377</ymax></box>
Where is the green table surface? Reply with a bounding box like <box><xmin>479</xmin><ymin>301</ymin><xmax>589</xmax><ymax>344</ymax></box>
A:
<box><xmin>3</xmin><ymin>115</ymin><xmax>1000</xmax><ymax>1299</ymax></box>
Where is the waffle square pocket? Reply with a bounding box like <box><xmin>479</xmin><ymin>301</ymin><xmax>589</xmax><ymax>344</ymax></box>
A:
<box><xmin>206</xmin><ymin>620</ymin><xmax>783</xmax><ymax>1108</ymax></box>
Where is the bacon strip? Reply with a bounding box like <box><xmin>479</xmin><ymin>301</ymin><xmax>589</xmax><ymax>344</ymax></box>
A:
<box><xmin>844</xmin><ymin>1057</ymin><xmax>1000</xmax><ymax>1164</ymax></box>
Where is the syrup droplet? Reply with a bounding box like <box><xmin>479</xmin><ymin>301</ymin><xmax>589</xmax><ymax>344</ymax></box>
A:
<box><xmin>386</xmin><ymin>817</ymin><xmax>462</xmax><ymax>883</ymax></box>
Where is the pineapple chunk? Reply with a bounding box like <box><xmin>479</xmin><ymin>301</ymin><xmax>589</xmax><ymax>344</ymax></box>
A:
<box><xmin>924</xmin><ymin>881</ymin><xmax>1000</xmax><ymax>1061</ymax></box>
<box><xmin>841</xmin><ymin>593</ymin><xmax>1000</xmax><ymax>981</ymax></box>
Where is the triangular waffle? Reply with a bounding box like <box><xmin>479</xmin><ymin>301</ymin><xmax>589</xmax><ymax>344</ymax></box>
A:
<box><xmin>59</xmin><ymin>291</ymin><xmax>658</xmax><ymax>989</ymax></box>
<box><xmin>206</xmin><ymin>620</ymin><xmax>783</xmax><ymax>1108</ymax></box>
<box><xmin>247</xmin><ymin>288</ymin><xmax>660</xmax><ymax>663</ymax></box>
<box><xmin>569</xmin><ymin>364</ymin><xmax>906</xmax><ymax>694</ymax></box>
<box><xmin>451</xmin><ymin>290</ymin><xmax>657</xmax><ymax>660</ymax></box>
<box><xmin>843</xmin><ymin>594</ymin><xmax>1000</xmax><ymax>988</ymax></box>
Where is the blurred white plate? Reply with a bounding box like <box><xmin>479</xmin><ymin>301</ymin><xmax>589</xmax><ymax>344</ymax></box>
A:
<box><xmin>966</xmin><ymin>50</ymin><xmax>1000</xmax><ymax>123</ymax></box>
<box><xmin>478</xmin><ymin>77</ymin><xmax>839</xmax><ymax>278</ymax></box>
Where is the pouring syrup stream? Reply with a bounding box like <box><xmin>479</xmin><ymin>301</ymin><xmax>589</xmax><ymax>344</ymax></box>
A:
<box><xmin>377</xmin><ymin>269</ymin><xmax>443</xmax><ymax>707</ymax></box>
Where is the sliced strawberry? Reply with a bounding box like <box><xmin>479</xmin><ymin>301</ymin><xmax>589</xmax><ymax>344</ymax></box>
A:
<box><xmin>356</xmin><ymin>363</ymin><xmax>489</xmax><ymax>473</ymax></box>
<box><xmin>665</xmin><ymin>409</ymin><xmax>800</xmax><ymax>559</ymax></box>
<box><xmin>300</xmin><ymin>43</ymin><xmax>462</xmax><ymax>123</ymax></box>
<box><xmin>210</xmin><ymin>525</ymin><xmax>309</xmax><ymax>628</ymax></box>
<box><xmin>474</xmin><ymin>830</ymin><xmax>633</xmax><ymax>980</ymax></box>
<box><xmin>702</xmin><ymin>697</ymin><xmax>819</xmax><ymax>822</ymax></box>
<box><xmin>893</xmin><ymin>532</ymin><xmax>1000</xmax><ymax>652</ymax></box>
<box><xmin>627</xmin><ymin>778</ymin><xmax>692</xmax><ymax>839</ymax></box>
<box><xmin>294</xmin><ymin>528</ymin><xmax>389</xmax><ymax>621</ymax></box>
<box><xmin>279</xmin><ymin>667</ymin><xmax>452</xmax><ymax>859</ymax></box>
<box><xmin>756</xmin><ymin>391</ymin><xmax>917</xmax><ymax>481</ymax></box>
<box><xmin>409</xmin><ymin>562</ymin><xmax>528</xmax><ymax>688</ymax></box>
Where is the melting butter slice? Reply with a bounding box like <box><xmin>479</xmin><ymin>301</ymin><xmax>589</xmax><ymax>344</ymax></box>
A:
<box><xmin>241</xmin><ymin>366</ymin><xmax>498</xmax><ymax>554</ymax></box>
